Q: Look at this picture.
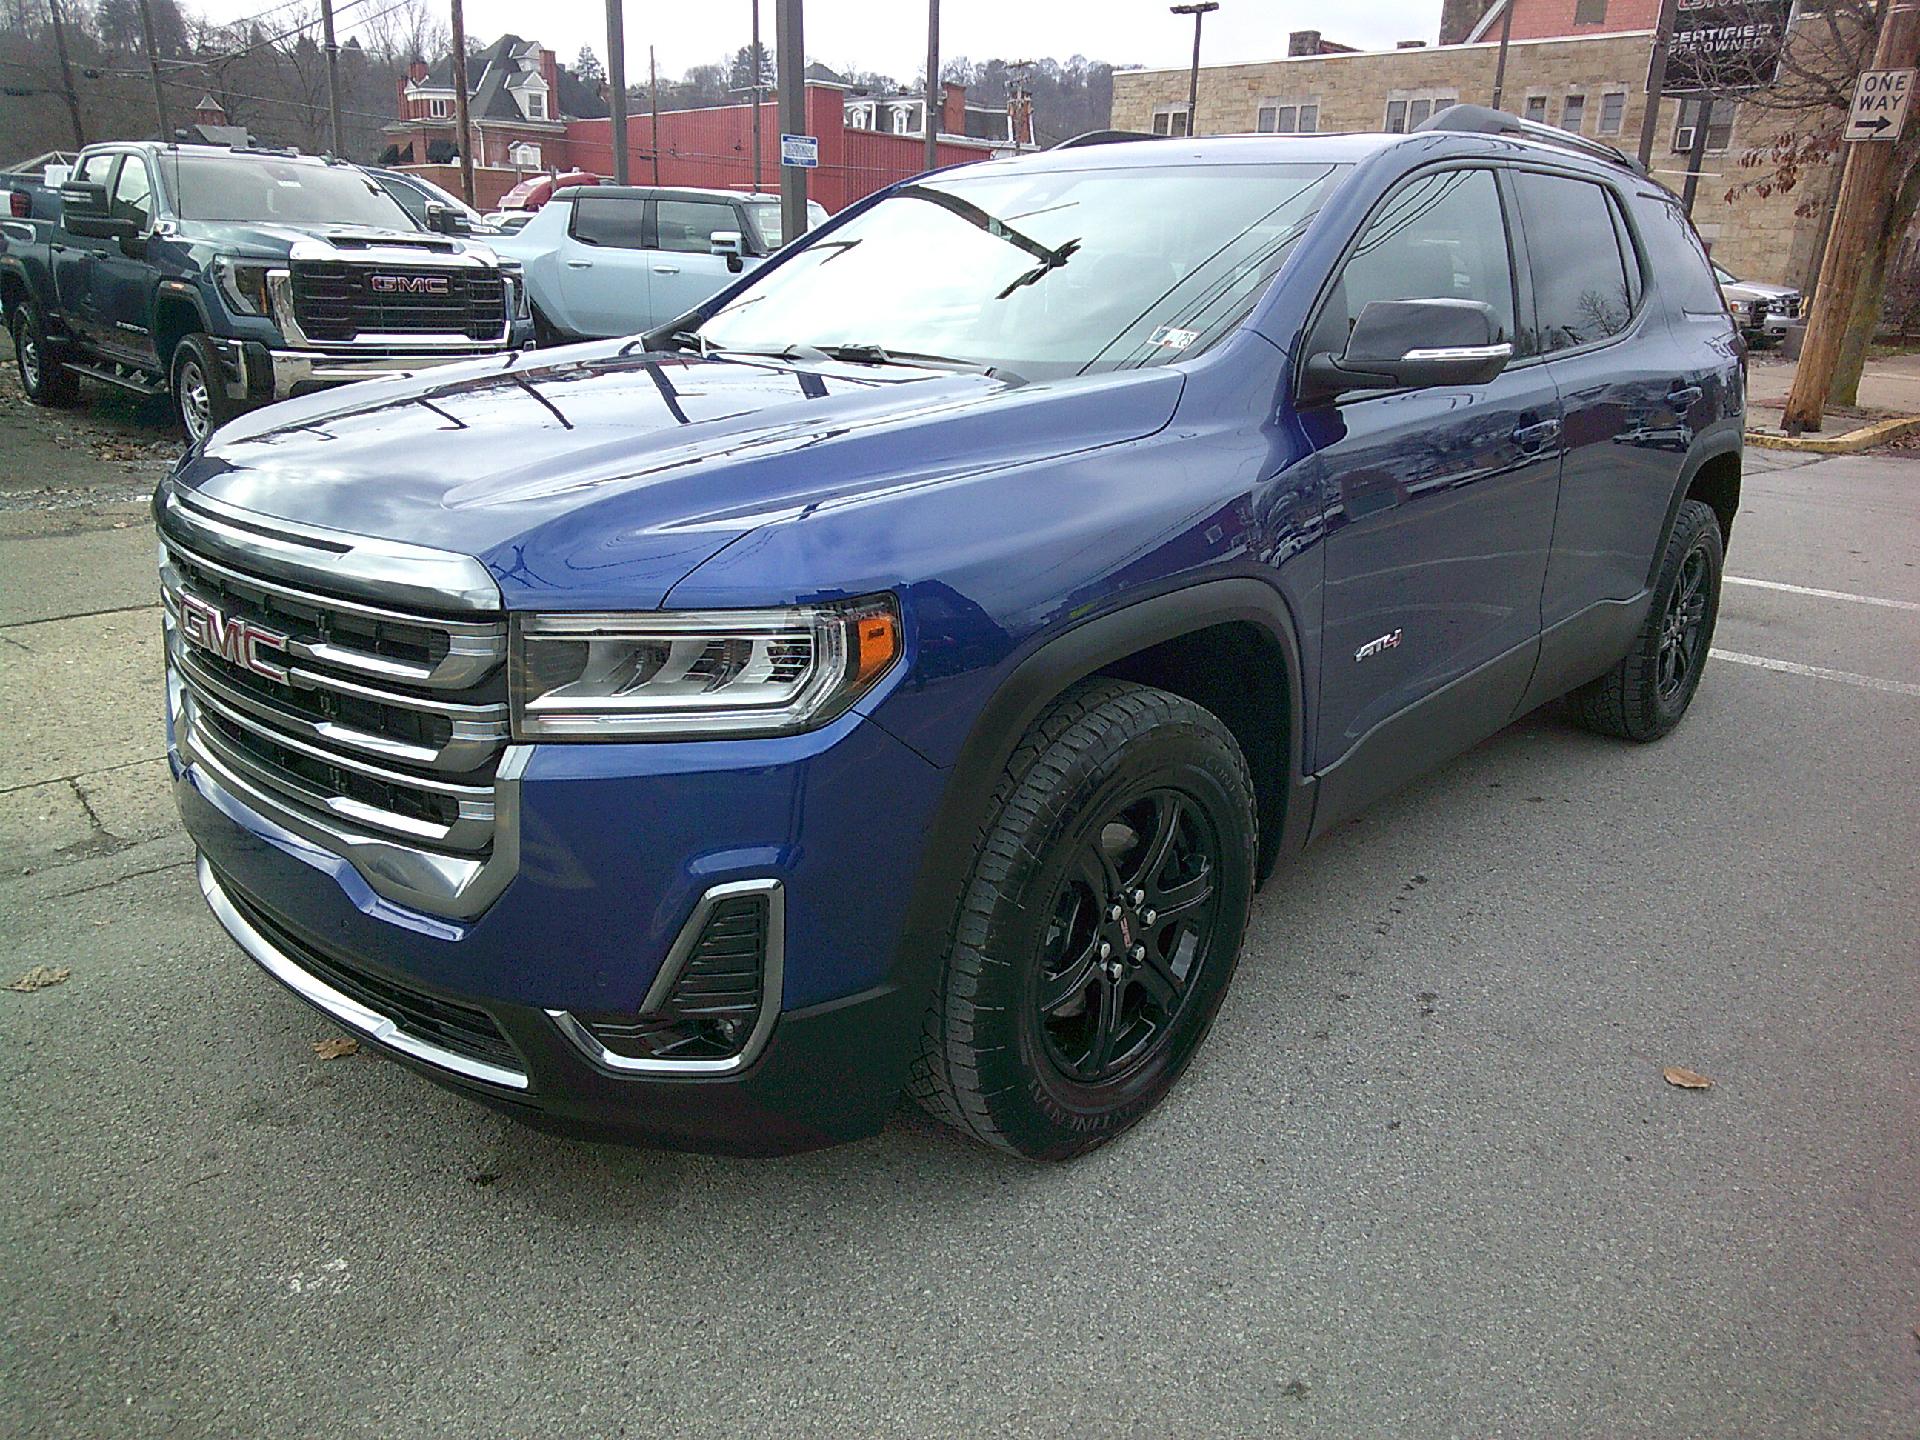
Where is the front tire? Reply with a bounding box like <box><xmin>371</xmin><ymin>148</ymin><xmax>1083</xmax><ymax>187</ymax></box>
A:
<box><xmin>910</xmin><ymin>681</ymin><xmax>1257</xmax><ymax>1160</ymax></box>
<box><xmin>11</xmin><ymin>298</ymin><xmax>79</xmax><ymax>406</ymax></box>
<box><xmin>1570</xmin><ymin>498</ymin><xmax>1724</xmax><ymax>741</ymax></box>
<box><xmin>171</xmin><ymin>334</ymin><xmax>242</xmax><ymax>444</ymax></box>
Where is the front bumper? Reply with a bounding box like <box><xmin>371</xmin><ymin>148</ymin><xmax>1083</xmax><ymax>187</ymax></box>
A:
<box><xmin>172</xmin><ymin>697</ymin><xmax>950</xmax><ymax>1155</ymax></box>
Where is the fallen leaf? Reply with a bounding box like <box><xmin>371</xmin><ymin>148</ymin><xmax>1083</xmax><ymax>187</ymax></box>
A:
<box><xmin>312</xmin><ymin>1037</ymin><xmax>360</xmax><ymax>1060</ymax></box>
<box><xmin>1663</xmin><ymin>1065</ymin><xmax>1714</xmax><ymax>1090</ymax></box>
<box><xmin>8</xmin><ymin>965</ymin><xmax>72</xmax><ymax>992</ymax></box>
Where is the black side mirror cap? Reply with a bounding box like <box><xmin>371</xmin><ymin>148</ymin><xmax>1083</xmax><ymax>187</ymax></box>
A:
<box><xmin>1302</xmin><ymin>297</ymin><xmax>1513</xmax><ymax>401</ymax></box>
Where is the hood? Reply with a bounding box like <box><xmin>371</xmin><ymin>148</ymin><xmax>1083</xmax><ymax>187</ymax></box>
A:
<box><xmin>169</xmin><ymin>342</ymin><xmax>1185</xmax><ymax>611</ymax></box>
<box><xmin>180</xmin><ymin>220</ymin><xmax>493</xmax><ymax>263</ymax></box>
<box><xmin>1720</xmin><ymin>278</ymin><xmax>1798</xmax><ymax>302</ymax></box>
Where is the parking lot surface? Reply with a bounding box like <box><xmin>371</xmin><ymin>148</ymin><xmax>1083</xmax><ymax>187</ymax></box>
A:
<box><xmin>2</xmin><ymin>383</ymin><xmax>1915</xmax><ymax>1438</ymax></box>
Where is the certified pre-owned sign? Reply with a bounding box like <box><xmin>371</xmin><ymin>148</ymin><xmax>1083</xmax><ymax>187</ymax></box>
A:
<box><xmin>1662</xmin><ymin>0</ymin><xmax>1793</xmax><ymax>94</ymax></box>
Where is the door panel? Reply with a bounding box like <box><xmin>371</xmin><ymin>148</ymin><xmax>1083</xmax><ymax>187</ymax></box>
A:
<box><xmin>90</xmin><ymin>154</ymin><xmax>158</xmax><ymax>364</ymax></box>
<box><xmin>1307</xmin><ymin>166</ymin><xmax>1560</xmax><ymax>776</ymax></box>
<box><xmin>558</xmin><ymin>195</ymin><xmax>652</xmax><ymax>337</ymax></box>
<box><xmin>647</xmin><ymin>198</ymin><xmax>753</xmax><ymax>323</ymax></box>
<box><xmin>55</xmin><ymin>151</ymin><xmax>120</xmax><ymax>346</ymax></box>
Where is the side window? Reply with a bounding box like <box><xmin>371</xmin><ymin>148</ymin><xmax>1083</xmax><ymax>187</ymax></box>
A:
<box><xmin>1628</xmin><ymin>188</ymin><xmax>1726</xmax><ymax>317</ymax></box>
<box><xmin>79</xmin><ymin>152</ymin><xmax>118</xmax><ymax>186</ymax></box>
<box><xmin>111</xmin><ymin>156</ymin><xmax>153</xmax><ymax>230</ymax></box>
<box><xmin>1315</xmin><ymin>167</ymin><xmax>1515</xmax><ymax>354</ymax></box>
<box><xmin>1512</xmin><ymin>171</ymin><xmax>1636</xmax><ymax>350</ymax></box>
<box><xmin>567</xmin><ymin>197</ymin><xmax>646</xmax><ymax>250</ymax></box>
<box><xmin>655</xmin><ymin>200</ymin><xmax>740</xmax><ymax>254</ymax></box>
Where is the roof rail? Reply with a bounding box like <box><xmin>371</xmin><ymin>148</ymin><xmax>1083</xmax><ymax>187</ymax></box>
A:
<box><xmin>1414</xmin><ymin>103</ymin><xmax>1645</xmax><ymax>176</ymax></box>
<box><xmin>1050</xmin><ymin>130</ymin><xmax>1162</xmax><ymax>150</ymax></box>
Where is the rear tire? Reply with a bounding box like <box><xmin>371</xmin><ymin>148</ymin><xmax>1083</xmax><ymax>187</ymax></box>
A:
<box><xmin>11</xmin><ymin>298</ymin><xmax>79</xmax><ymax>407</ymax></box>
<box><xmin>1570</xmin><ymin>498</ymin><xmax>1723</xmax><ymax>741</ymax></box>
<box><xmin>910</xmin><ymin>680</ymin><xmax>1257</xmax><ymax>1161</ymax></box>
<box><xmin>171</xmin><ymin>334</ymin><xmax>241</xmax><ymax>443</ymax></box>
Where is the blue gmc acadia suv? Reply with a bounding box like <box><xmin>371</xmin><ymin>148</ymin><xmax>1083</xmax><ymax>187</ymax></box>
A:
<box><xmin>158</xmin><ymin>109</ymin><xmax>1743</xmax><ymax>1159</ymax></box>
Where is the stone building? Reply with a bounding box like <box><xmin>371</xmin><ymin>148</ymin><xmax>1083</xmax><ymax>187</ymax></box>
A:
<box><xmin>1111</xmin><ymin>3</ymin><xmax>1841</xmax><ymax>290</ymax></box>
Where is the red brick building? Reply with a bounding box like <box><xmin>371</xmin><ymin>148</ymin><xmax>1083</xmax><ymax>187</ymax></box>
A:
<box><xmin>1441</xmin><ymin>0</ymin><xmax>1664</xmax><ymax>45</ymax></box>
<box><xmin>380</xmin><ymin>34</ymin><xmax>567</xmax><ymax>172</ymax></box>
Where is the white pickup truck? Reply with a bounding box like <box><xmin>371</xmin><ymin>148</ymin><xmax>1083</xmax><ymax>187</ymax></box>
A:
<box><xmin>489</xmin><ymin>184</ymin><xmax>827</xmax><ymax>342</ymax></box>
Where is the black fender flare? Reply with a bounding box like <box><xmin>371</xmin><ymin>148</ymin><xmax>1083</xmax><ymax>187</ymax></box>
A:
<box><xmin>886</xmin><ymin>575</ymin><xmax>1313</xmax><ymax>1022</ymax></box>
<box><xmin>0</xmin><ymin>256</ymin><xmax>60</xmax><ymax>335</ymax></box>
<box><xmin>1648</xmin><ymin>432</ymin><xmax>1741</xmax><ymax>589</ymax></box>
<box><xmin>150</xmin><ymin>280</ymin><xmax>213</xmax><ymax>372</ymax></box>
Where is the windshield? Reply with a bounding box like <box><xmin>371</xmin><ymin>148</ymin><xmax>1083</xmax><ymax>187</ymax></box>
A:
<box><xmin>158</xmin><ymin>154</ymin><xmax>414</xmax><ymax>229</ymax></box>
<box><xmin>701</xmin><ymin>163</ymin><xmax>1342</xmax><ymax>378</ymax></box>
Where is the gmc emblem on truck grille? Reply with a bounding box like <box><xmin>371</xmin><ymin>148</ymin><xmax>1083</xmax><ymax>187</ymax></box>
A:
<box><xmin>368</xmin><ymin>273</ymin><xmax>450</xmax><ymax>295</ymax></box>
<box><xmin>178</xmin><ymin>592</ymin><xmax>290</xmax><ymax>683</ymax></box>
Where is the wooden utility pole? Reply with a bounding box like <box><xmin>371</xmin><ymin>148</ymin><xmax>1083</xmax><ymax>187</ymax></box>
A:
<box><xmin>46</xmin><ymin>0</ymin><xmax>85</xmax><ymax>149</ymax></box>
<box><xmin>319</xmin><ymin>0</ymin><xmax>345</xmax><ymax>155</ymax></box>
<box><xmin>1638</xmin><ymin>0</ymin><xmax>1679</xmax><ymax>169</ymax></box>
<box><xmin>1680</xmin><ymin>98</ymin><xmax>1713</xmax><ymax>214</ymax></box>
<box><xmin>449</xmin><ymin>0</ymin><xmax>475</xmax><ymax>203</ymax></box>
<box><xmin>607</xmin><ymin>0</ymin><xmax>629</xmax><ymax>184</ymax></box>
<box><xmin>1490</xmin><ymin>0</ymin><xmax>1516</xmax><ymax>109</ymax></box>
<box><xmin>649</xmin><ymin>45</ymin><xmax>662</xmax><ymax>185</ymax></box>
<box><xmin>137</xmin><ymin>0</ymin><xmax>168</xmax><ymax>137</ymax></box>
<box><xmin>776</xmin><ymin>0</ymin><xmax>807</xmax><ymax>243</ymax></box>
<box><xmin>751</xmin><ymin>0</ymin><xmax>764</xmax><ymax>191</ymax></box>
<box><xmin>923</xmin><ymin>0</ymin><xmax>939</xmax><ymax>171</ymax></box>
<box><xmin>1783</xmin><ymin>1</ymin><xmax>1920</xmax><ymax>434</ymax></box>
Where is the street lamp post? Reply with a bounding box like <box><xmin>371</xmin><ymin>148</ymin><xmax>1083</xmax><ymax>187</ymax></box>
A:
<box><xmin>1170</xmin><ymin>2</ymin><xmax>1219</xmax><ymax>137</ymax></box>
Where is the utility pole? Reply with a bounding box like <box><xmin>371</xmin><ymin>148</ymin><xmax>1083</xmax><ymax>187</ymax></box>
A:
<box><xmin>923</xmin><ymin>0</ymin><xmax>939</xmax><ymax>171</ymax></box>
<box><xmin>449</xmin><ymin>0</ymin><xmax>475</xmax><ymax>203</ymax></box>
<box><xmin>1680</xmin><ymin>98</ymin><xmax>1712</xmax><ymax>214</ymax></box>
<box><xmin>607</xmin><ymin>0</ymin><xmax>629</xmax><ymax>184</ymax></box>
<box><xmin>46</xmin><ymin>0</ymin><xmax>85</xmax><ymax>149</ymax></box>
<box><xmin>776</xmin><ymin>0</ymin><xmax>807</xmax><ymax>243</ymax></box>
<box><xmin>1170</xmin><ymin>2</ymin><xmax>1218</xmax><ymax>137</ymax></box>
<box><xmin>649</xmin><ymin>45</ymin><xmax>662</xmax><ymax>185</ymax></box>
<box><xmin>1783</xmin><ymin>0</ymin><xmax>1920</xmax><ymax>433</ymax></box>
<box><xmin>137</xmin><ymin>0</ymin><xmax>168</xmax><ymax>137</ymax></box>
<box><xmin>319</xmin><ymin>0</ymin><xmax>345</xmax><ymax>155</ymax></box>
<box><xmin>1637</xmin><ymin>0</ymin><xmax>1680</xmax><ymax>169</ymax></box>
<box><xmin>751</xmin><ymin>0</ymin><xmax>764</xmax><ymax>191</ymax></box>
<box><xmin>1490</xmin><ymin>0</ymin><xmax>1516</xmax><ymax>110</ymax></box>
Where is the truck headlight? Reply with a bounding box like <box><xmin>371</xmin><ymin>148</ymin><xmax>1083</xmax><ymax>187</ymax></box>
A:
<box><xmin>510</xmin><ymin>596</ymin><xmax>902</xmax><ymax>740</ymax></box>
<box><xmin>215</xmin><ymin>258</ymin><xmax>274</xmax><ymax>316</ymax></box>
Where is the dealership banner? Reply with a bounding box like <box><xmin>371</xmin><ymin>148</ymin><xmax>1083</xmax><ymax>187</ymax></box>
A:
<box><xmin>1662</xmin><ymin>0</ymin><xmax>1793</xmax><ymax>94</ymax></box>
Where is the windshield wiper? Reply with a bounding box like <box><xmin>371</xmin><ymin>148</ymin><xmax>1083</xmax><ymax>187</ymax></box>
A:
<box><xmin>737</xmin><ymin>343</ymin><xmax>1023</xmax><ymax>384</ymax></box>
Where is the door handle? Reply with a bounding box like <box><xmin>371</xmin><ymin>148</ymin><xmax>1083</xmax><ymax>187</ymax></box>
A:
<box><xmin>1667</xmin><ymin>384</ymin><xmax>1703</xmax><ymax>412</ymax></box>
<box><xmin>652</xmin><ymin>263</ymin><xmax>680</xmax><ymax>274</ymax></box>
<box><xmin>1512</xmin><ymin>418</ymin><xmax>1561</xmax><ymax>452</ymax></box>
<box><xmin>564</xmin><ymin>258</ymin><xmax>593</xmax><ymax>269</ymax></box>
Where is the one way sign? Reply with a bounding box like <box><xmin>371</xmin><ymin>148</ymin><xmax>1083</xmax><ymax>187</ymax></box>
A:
<box><xmin>1845</xmin><ymin>68</ymin><xmax>1915</xmax><ymax>142</ymax></box>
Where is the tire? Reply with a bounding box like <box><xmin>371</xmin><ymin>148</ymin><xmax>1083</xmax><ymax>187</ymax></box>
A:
<box><xmin>531</xmin><ymin>305</ymin><xmax>565</xmax><ymax>349</ymax></box>
<box><xmin>171</xmin><ymin>334</ymin><xmax>241</xmax><ymax>444</ymax></box>
<box><xmin>1570</xmin><ymin>498</ymin><xmax>1724</xmax><ymax>742</ymax></box>
<box><xmin>11</xmin><ymin>298</ymin><xmax>79</xmax><ymax>407</ymax></box>
<box><xmin>910</xmin><ymin>680</ymin><xmax>1257</xmax><ymax>1161</ymax></box>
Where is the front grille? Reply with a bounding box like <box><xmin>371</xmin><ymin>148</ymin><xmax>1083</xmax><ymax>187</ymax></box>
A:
<box><xmin>290</xmin><ymin>260</ymin><xmax>507</xmax><ymax>343</ymax></box>
<box><xmin>162</xmin><ymin>524</ymin><xmax>509</xmax><ymax>863</ymax></box>
<box><xmin>221</xmin><ymin>874</ymin><xmax>522</xmax><ymax>1078</ymax></box>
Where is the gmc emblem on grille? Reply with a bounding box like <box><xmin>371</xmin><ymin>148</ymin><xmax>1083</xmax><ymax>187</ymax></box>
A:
<box><xmin>368</xmin><ymin>272</ymin><xmax>450</xmax><ymax>295</ymax></box>
<box><xmin>178</xmin><ymin>592</ymin><xmax>290</xmax><ymax>682</ymax></box>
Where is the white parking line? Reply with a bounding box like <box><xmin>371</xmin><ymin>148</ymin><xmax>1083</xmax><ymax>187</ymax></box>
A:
<box><xmin>1710</xmin><ymin>649</ymin><xmax>1920</xmax><ymax>697</ymax></box>
<box><xmin>1725</xmin><ymin>576</ymin><xmax>1920</xmax><ymax>612</ymax></box>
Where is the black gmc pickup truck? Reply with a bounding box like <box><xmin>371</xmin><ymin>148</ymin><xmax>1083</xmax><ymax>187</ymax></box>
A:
<box><xmin>1</xmin><ymin>142</ymin><xmax>531</xmax><ymax>439</ymax></box>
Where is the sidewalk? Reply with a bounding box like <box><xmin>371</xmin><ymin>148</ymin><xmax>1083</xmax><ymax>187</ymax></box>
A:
<box><xmin>1743</xmin><ymin>351</ymin><xmax>1920</xmax><ymax>452</ymax></box>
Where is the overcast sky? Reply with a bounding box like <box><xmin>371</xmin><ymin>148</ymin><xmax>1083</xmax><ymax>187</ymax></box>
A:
<box><xmin>210</xmin><ymin>1</ymin><xmax>1447</xmax><ymax>82</ymax></box>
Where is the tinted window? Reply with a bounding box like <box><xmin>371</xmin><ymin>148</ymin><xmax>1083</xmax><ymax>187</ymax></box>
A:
<box><xmin>1317</xmin><ymin>167</ymin><xmax>1515</xmax><ymax>352</ymax></box>
<box><xmin>1513</xmin><ymin>171</ymin><xmax>1635</xmax><ymax>350</ymax></box>
<box><xmin>111</xmin><ymin>156</ymin><xmax>152</xmax><ymax>228</ymax></box>
<box><xmin>655</xmin><ymin>199</ymin><xmax>739</xmax><ymax>254</ymax></box>
<box><xmin>1630</xmin><ymin>188</ymin><xmax>1727</xmax><ymax>316</ymax></box>
<box><xmin>568</xmin><ymin>196</ymin><xmax>646</xmax><ymax>249</ymax></box>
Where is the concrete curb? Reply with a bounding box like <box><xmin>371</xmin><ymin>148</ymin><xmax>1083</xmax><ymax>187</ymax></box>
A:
<box><xmin>1746</xmin><ymin>414</ymin><xmax>1920</xmax><ymax>454</ymax></box>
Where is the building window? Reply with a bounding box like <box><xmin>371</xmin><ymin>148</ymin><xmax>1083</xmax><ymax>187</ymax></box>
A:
<box><xmin>1524</xmin><ymin>95</ymin><xmax>1549</xmax><ymax>124</ymax></box>
<box><xmin>1574</xmin><ymin>0</ymin><xmax>1608</xmax><ymax>23</ymax></box>
<box><xmin>1386</xmin><ymin>93</ymin><xmax>1455</xmax><ymax>133</ymax></box>
<box><xmin>1673</xmin><ymin>97</ymin><xmax>1737</xmax><ymax>153</ymax></box>
<box><xmin>1256</xmin><ymin>101</ymin><xmax>1320</xmax><ymax>134</ymax></box>
<box><xmin>509</xmin><ymin>141</ymin><xmax>542</xmax><ymax>167</ymax></box>
<box><xmin>1152</xmin><ymin>104</ymin><xmax>1191</xmax><ymax>137</ymax></box>
<box><xmin>1598</xmin><ymin>91</ymin><xmax>1627</xmax><ymax>135</ymax></box>
<box><xmin>428</xmin><ymin>97</ymin><xmax>449</xmax><ymax>119</ymax></box>
<box><xmin>1561</xmin><ymin>94</ymin><xmax>1586</xmax><ymax>132</ymax></box>
<box><xmin>525</xmin><ymin>93</ymin><xmax>544</xmax><ymax>119</ymax></box>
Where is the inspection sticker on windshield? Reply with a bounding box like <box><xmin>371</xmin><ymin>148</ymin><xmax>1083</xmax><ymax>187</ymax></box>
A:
<box><xmin>1150</xmin><ymin>326</ymin><xmax>1200</xmax><ymax>351</ymax></box>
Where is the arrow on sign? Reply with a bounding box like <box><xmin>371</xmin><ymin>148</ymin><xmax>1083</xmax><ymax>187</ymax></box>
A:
<box><xmin>1855</xmin><ymin>115</ymin><xmax>1894</xmax><ymax>136</ymax></box>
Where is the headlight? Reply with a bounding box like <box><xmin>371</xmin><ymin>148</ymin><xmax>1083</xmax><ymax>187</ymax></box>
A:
<box><xmin>215</xmin><ymin>258</ymin><xmax>274</xmax><ymax>316</ymax></box>
<box><xmin>510</xmin><ymin>596</ymin><xmax>903</xmax><ymax>740</ymax></box>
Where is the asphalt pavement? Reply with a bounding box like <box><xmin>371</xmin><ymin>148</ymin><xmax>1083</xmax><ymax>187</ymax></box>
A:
<box><xmin>2</xmin><ymin>390</ymin><xmax>1915</xmax><ymax>1439</ymax></box>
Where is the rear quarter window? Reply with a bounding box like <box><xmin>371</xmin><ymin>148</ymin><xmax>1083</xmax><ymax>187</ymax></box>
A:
<box><xmin>1628</xmin><ymin>187</ymin><xmax>1726</xmax><ymax>317</ymax></box>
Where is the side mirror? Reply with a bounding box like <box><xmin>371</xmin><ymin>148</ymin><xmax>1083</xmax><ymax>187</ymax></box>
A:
<box><xmin>1304</xmin><ymin>298</ymin><xmax>1512</xmax><ymax>401</ymax></box>
<box><xmin>425</xmin><ymin>201</ymin><xmax>471</xmax><ymax>236</ymax></box>
<box><xmin>117</xmin><ymin>230</ymin><xmax>148</xmax><ymax>259</ymax></box>
<box><xmin>67</xmin><ymin>213</ymin><xmax>138</xmax><ymax>243</ymax></box>
<box><xmin>710</xmin><ymin>229</ymin><xmax>745</xmax><ymax>272</ymax></box>
<box><xmin>59</xmin><ymin>180</ymin><xmax>108</xmax><ymax>218</ymax></box>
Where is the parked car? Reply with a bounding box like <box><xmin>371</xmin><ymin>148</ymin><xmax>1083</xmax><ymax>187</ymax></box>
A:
<box><xmin>1715</xmin><ymin>262</ymin><xmax>1800</xmax><ymax>347</ymax></box>
<box><xmin>1</xmin><ymin>142</ymin><xmax>532</xmax><ymax>440</ymax></box>
<box><xmin>360</xmin><ymin>166</ymin><xmax>500</xmax><ymax>235</ymax></box>
<box><xmin>490</xmin><ymin>184</ymin><xmax>828</xmax><ymax>342</ymax></box>
<box><xmin>495</xmin><ymin>170</ymin><xmax>601</xmax><ymax>213</ymax></box>
<box><xmin>160</xmin><ymin>107</ymin><xmax>1742</xmax><ymax>1159</ymax></box>
<box><xmin>482</xmin><ymin>210</ymin><xmax>535</xmax><ymax>233</ymax></box>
